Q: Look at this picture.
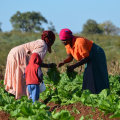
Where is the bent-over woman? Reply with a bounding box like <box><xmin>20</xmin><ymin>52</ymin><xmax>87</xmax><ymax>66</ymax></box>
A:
<box><xmin>58</xmin><ymin>28</ymin><xmax>109</xmax><ymax>94</ymax></box>
<box><xmin>4</xmin><ymin>30</ymin><xmax>56</xmax><ymax>99</ymax></box>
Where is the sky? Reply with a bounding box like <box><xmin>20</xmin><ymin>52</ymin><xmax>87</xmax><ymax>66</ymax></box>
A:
<box><xmin>0</xmin><ymin>0</ymin><xmax>120</xmax><ymax>33</ymax></box>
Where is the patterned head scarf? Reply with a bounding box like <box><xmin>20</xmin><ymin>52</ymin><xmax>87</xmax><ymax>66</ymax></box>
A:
<box><xmin>41</xmin><ymin>30</ymin><xmax>55</xmax><ymax>53</ymax></box>
<box><xmin>59</xmin><ymin>28</ymin><xmax>73</xmax><ymax>40</ymax></box>
<box><xmin>41</xmin><ymin>30</ymin><xmax>55</xmax><ymax>46</ymax></box>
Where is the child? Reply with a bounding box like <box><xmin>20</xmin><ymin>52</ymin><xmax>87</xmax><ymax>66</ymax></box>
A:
<box><xmin>25</xmin><ymin>53</ymin><xmax>43</xmax><ymax>103</ymax></box>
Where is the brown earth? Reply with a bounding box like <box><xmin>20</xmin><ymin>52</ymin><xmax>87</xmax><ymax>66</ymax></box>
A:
<box><xmin>0</xmin><ymin>111</ymin><xmax>10</xmax><ymax>120</ymax></box>
<box><xmin>47</xmin><ymin>102</ymin><xmax>120</xmax><ymax>120</ymax></box>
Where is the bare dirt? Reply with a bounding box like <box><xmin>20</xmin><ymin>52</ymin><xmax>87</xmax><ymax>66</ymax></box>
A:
<box><xmin>47</xmin><ymin>102</ymin><xmax>120</xmax><ymax>120</ymax></box>
<box><xmin>0</xmin><ymin>111</ymin><xmax>10</xmax><ymax>120</ymax></box>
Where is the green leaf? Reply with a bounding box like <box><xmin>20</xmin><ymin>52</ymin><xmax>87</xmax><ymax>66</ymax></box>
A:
<box><xmin>16</xmin><ymin>117</ymin><xmax>29</xmax><ymax>120</ymax></box>
<box><xmin>52</xmin><ymin>110</ymin><xmax>74</xmax><ymax>120</ymax></box>
<box><xmin>109</xmin><ymin>111</ymin><xmax>120</xmax><ymax>118</ymax></box>
<box><xmin>10</xmin><ymin>109</ymin><xmax>21</xmax><ymax>117</ymax></box>
<box><xmin>79</xmin><ymin>116</ymin><xmax>84</xmax><ymax>120</ymax></box>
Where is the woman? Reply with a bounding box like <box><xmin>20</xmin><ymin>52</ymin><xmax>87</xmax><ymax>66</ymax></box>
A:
<box><xmin>58</xmin><ymin>28</ymin><xmax>109</xmax><ymax>94</ymax></box>
<box><xmin>4</xmin><ymin>30</ymin><xmax>56</xmax><ymax>99</ymax></box>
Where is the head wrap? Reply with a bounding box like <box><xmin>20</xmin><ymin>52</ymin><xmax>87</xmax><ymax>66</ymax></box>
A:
<box><xmin>59</xmin><ymin>28</ymin><xmax>73</xmax><ymax>40</ymax></box>
<box><xmin>41</xmin><ymin>30</ymin><xmax>55</xmax><ymax>53</ymax></box>
<box><xmin>41</xmin><ymin>30</ymin><xmax>55</xmax><ymax>46</ymax></box>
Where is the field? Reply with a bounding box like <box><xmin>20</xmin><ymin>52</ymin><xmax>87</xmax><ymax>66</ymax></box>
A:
<box><xmin>0</xmin><ymin>69</ymin><xmax>120</xmax><ymax>120</ymax></box>
<box><xmin>0</xmin><ymin>32</ymin><xmax>120</xmax><ymax>120</ymax></box>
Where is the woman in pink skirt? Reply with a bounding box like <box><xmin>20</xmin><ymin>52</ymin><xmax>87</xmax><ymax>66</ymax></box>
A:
<box><xmin>4</xmin><ymin>30</ymin><xmax>56</xmax><ymax>99</ymax></box>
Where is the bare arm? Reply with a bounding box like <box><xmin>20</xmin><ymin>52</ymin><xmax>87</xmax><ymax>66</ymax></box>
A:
<box><xmin>72</xmin><ymin>57</ymin><xmax>90</xmax><ymax>69</ymax></box>
<box><xmin>63</xmin><ymin>54</ymin><xmax>73</xmax><ymax>63</ymax></box>
<box><xmin>41</xmin><ymin>63</ymin><xmax>50</xmax><ymax>68</ymax></box>
<box><xmin>58</xmin><ymin>54</ymin><xmax>73</xmax><ymax>67</ymax></box>
<box><xmin>41</xmin><ymin>63</ymin><xmax>56</xmax><ymax>68</ymax></box>
<box><xmin>67</xmin><ymin>56</ymin><xmax>90</xmax><ymax>72</ymax></box>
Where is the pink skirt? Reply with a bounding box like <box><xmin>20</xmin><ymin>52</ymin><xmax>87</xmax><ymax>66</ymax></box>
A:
<box><xmin>4</xmin><ymin>46</ymin><xmax>28</xmax><ymax>99</ymax></box>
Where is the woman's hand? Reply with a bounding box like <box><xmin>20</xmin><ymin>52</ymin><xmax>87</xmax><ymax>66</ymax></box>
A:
<box><xmin>67</xmin><ymin>65</ymin><xmax>75</xmax><ymax>72</ymax></box>
<box><xmin>57</xmin><ymin>62</ymin><xmax>64</xmax><ymax>67</ymax></box>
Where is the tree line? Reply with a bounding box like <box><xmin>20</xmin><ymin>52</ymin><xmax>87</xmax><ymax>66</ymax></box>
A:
<box><xmin>0</xmin><ymin>11</ymin><xmax>56</xmax><ymax>33</ymax></box>
<box><xmin>82</xmin><ymin>19</ymin><xmax>120</xmax><ymax>35</ymax></box>
<box><xmin>0</xmin><ymin>11</ymin><xmax>120</xmax><ymax>35</ymax></box>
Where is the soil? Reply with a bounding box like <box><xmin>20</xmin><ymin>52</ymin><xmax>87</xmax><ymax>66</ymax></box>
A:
<box><xmin>47</xmin><ymin>102</ymin><xmax>120</xmax><ymax>120</ymax></box>
<box><xmin>0</xmin><ymin>111</ymin><xmax>10</xmax><ymax>120</ymax></box>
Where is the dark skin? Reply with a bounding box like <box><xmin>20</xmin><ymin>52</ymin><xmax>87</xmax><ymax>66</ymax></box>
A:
<box><xmin>58</xmin><ymin>54</ymin><xmax>73</xmax><ymax>67</ymax></box>
<box><xmin>58</xmin><ymin>38</ymin><xmax>90</xmax><ymax>72</ymax></box>
<box><xmin>57</xmin><ymin>38</ymin><xmax>73</xmax><ymax>67</ymax></box>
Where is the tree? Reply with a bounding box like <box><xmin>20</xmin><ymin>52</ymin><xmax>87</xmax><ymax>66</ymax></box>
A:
<box><xmin>10</xmin><ymin>11</ymin><xmax>48</xmax><ymax>32</ymax></box>
<box><xmin>99</xmin><ymin>21</ymin><xmax>120</xmax><ymax>35</ymax></box>
<box><xmin>82</xmin><ymin>19</ymin><xmax>103</xmax><ymax>34</ymax></box>
<box><xmin>48</xmin><ymin>21</ymin><xmax>56</xmax><ymax>33</ymax></box>
<box><xmin>0</xmin><ymin>22</ymin><xmax>2</xmax><ymax>32</ymax></box>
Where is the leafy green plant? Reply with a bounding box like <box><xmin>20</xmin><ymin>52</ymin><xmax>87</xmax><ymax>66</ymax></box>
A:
<box><xmin>52</xmin><ymin>110</ymin><xmax>74</xmax><ymax>120</ymax></box>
